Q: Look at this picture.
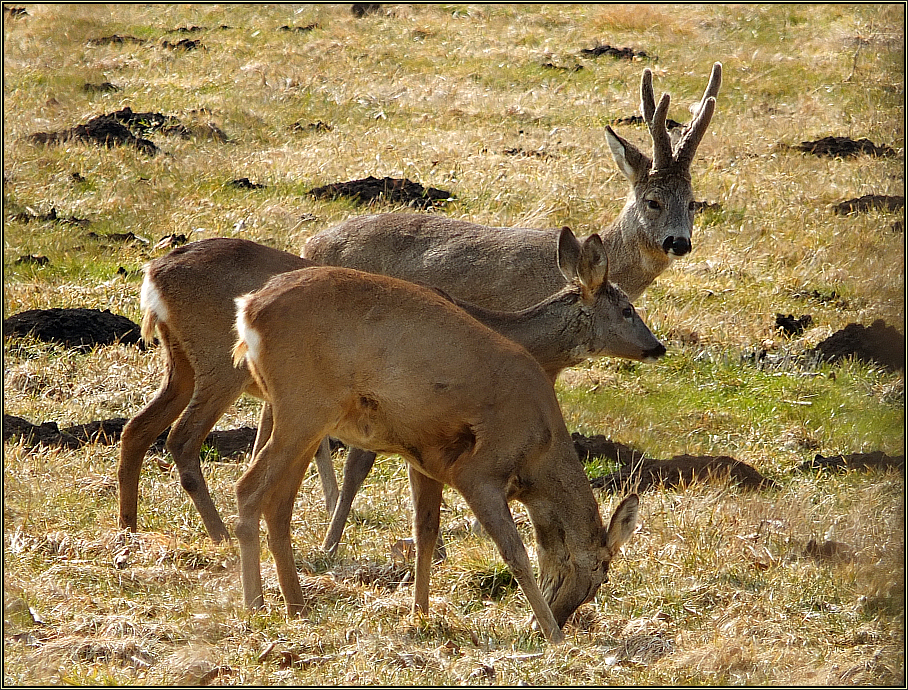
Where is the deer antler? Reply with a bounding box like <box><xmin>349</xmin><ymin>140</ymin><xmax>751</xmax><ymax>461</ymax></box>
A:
<box><xmin>640</xmin><ymin>68</ymin><xmax>674</xmax><ymax>172</ymax></box>
<box><xmin>641</xmin><ymin>63</ymin><xmax>722</xmax><ymax>175</ymax></box>
<box><xmin>675</xmin><ymin>62</ymin><xmax>722</xmax><ymax>170</ymax></box>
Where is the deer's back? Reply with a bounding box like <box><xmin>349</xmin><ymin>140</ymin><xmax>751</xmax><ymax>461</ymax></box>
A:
<box><xmin>240</xmin><ymin>266</ymin><xmax>568</xmax><ymax>480</ymax></box>
<box><xmin>145</xmin><ymin>238</ymin><xmax>312</xmax><ymax>362</ymax></box>
<box><xmin>304</xmin><ymin>214</ymin><xmax>570</xmax><ymax>311</ymax></box>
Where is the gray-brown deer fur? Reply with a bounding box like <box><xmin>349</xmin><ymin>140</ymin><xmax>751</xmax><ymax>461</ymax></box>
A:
<box><xmin>117</xmin><ymin>239</ymin><xmax>322</xmax><ymax>543</ymax></box>
<box><xmin>303</xmin><ymin>63</ymin><xmax>722</xmax><ymax>309</ymax></box>
<box><xmin>232</xmin><ymin>265</ymin><xmax>641</xmax><ymax>643</ymax></box>
<box><xmin>118</xmin><ymin>233</ymin><xmax>662</xmax><ymax>547</ymax></box>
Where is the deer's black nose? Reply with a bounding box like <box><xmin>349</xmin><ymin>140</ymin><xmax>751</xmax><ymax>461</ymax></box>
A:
<box><xmin>643</xmin><ymin>343</ymin><xmax>667</xmax><ymax>361</ymax></box>
<box><xmin>663</xmin><ymin>236</ymin><xmax>691</xmax><ymax>256</ymax></box>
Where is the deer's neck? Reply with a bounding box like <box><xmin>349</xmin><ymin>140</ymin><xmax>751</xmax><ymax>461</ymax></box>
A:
<box><xmin>598</xmin><ymin>204</ymin><xmax>673</xmax><ymax>302</ymax></box>
<box><xmin>456</xmin><ymin>291</ymin><xmax>586</xmax><ymax>382</ymax></box>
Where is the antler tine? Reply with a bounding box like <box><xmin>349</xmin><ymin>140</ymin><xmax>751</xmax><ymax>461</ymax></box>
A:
<box><xmin>649</xmin><ymin>92</ymin><xmax>674</xmax><ymax>172</ymax></box>
<box><xmin>675</xmin><ymin>62</ymin><xmax>722</xmax><ymax>168</ymax></box>
<box><xmin>674</xmin><ymin>97</ymin><xmax>716</xmax><ymax>170</ymax></box>
<box><xmin>687</xmin><ymin>61</ymin><xmax>723</xmax><ymax>121</ymax></box>
<box><xmin>640</xmin><ymin>68</ymin><xmax>656</xmax><ymax>124</ymax></box>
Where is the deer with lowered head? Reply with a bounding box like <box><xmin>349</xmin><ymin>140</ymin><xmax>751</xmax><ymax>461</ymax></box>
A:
<box><xmin>232</xmin><ymin>265</ymin><xmax>641</xmax><ymax>643</ymax></box>
<box><xmin>303</xmin><ymin>62</ymin><xmax>722</xmax><ymax>308</ymax></box>
<box><xmin>117</xmin><ymin>232</ymin><xmax>662</xmax><ymax>544</ymax></box>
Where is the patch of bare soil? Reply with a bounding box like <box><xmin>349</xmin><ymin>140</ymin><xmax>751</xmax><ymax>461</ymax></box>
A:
<box><xmin>11</xmin><ymin>207</ymin><xmax>90</xmax><ymax>226</ymax></box>
<box><xmin>832</xmin><ymin>194</ymin><xmax>904</xmax><ymax>215</ymax></box>
<box><xmin>776</xmin><ymin>313</ymin><xmax>813</xmax><ymax>337</ymax></box>
<box><xmin>229</xmin><ymin>177</ymin><xmax>266</xmax><ymax>189</ymax></box>
<box><xmin>27</xmin><ymin>106</ymin><xmax>224</xmax><ymax>154</ymax></box>
<box><xmin>785</xmin><ymin>136</ymin><xmax>896</xmax><ymax>158</ymax></box>
<box><xmin>798</xmin><ymin>451</ymin><xmax>905</xmax><ymax>473</ymax></box>
<box><xmin>611</xmin><ymin>114</ymin><xmax>683</xmax><ymax>130</ymax></box>
<box><xmin>3</xmin><ymin>414</ymin><xmax>258</xmax><ymax>459</ymax></box>
<box><xmin>161</xmin><ymin>38</ymin><xmax>204</xmax><ymax>51</ymax></box>
<box><xmin>29</xmin><ymin>113</ymin><xmax>157</xmax><ymax>155</ymax></box>
<box><xmin>351</xmin><ymin>3</ymin><xmax>382</xmax><ymax>18</ymax></box>
<box><xmin>580</xmin><ymin>44</ymin><xmax>654</xmax><ymax>60</ymax></box>
<box><xmin>4</xmin><ymin>308</ymin><xmax>142</xmax><ymax>350</ymax></box>
<box><xmin>83</xmin><ymin>81</ymin><xmax>120</xmax><ymax>93</ymax></box>
<box><xmin>574</xmin><ymin>433</ymin><xmax>778</xmax><ymax>491</ymax></box>
<box><xmin>809</xmin><ymin>319</ymin><xmax>904</xmax><ymax>372</ymax></box>
<box><xmin>309</xmin><ymin>176</ymin><xmax>453</xmax><ymax>209</ymax></box>
<box><xmin>88</xmin><ymin>34</ymin><xmax>147</xmax><ymax>46</ymax></box>
<box><xmin>592</xmin><ymin>454</ymin><xmax>780</xmax><ymax>492</ymax></box>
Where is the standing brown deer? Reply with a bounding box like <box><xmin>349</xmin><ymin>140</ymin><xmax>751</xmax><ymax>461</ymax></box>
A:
<box><xmin>118</xmin><ymin>231</ymin><xmax>662</xmax><ymax>544</ymax></box>
<box><xmin>303</xmin><ymin>63</ymin><xmax>722</xmax><ymax>307</ymax></box>
<box><xmin>232</xmin><ymin>265</ymin><xmax>641</xmax><ymax>643</ymax></box>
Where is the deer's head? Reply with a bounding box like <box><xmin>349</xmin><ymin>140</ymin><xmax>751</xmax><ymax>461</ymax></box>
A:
<box><xmin>604</xmin><ymin>63</ymin><xmax>722</xmax><ymax>263</ymax></box>
<box><xmin>538</xmin><ymin>493</ymin><xmax>640</xmax><ymax>629</ymax></box>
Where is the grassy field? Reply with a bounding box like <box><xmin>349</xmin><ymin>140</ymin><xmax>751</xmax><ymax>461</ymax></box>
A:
<box><xmin>3</xmin><ymin>4</ymin><xmax>904</xmax><ymax>685</ymax></box>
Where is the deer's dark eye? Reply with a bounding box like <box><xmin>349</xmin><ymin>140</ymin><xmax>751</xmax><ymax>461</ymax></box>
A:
<box><xmin>646</xmin><ymin>199</ymin><xmax>661</xmax><ymax>211</ymax></box>
<box><xmin>622</xmin><ymin>307</ymin><xmax>634</xmax><ymax>319</ymax></box>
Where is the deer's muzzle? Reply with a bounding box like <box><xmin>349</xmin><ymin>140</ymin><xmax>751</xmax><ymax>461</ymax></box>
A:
<box><xmin>663</xmin><ymin>236</ymin><xmax>691</xmax><ymax>256</ymax></box>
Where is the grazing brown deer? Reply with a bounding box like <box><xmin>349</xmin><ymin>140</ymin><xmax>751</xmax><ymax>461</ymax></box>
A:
<box><xmin>118</xmin><ymin>232</ymin><xmax>662</xmax><ymax>545</ymax></box>
<box><xmin>304</xmin><ymin>63</ymin><xmax>722</xmax><ymax>307</ymax></box>
<box><xmin>232</xmin><ymin>266</ymin><xmax>641</xmax><ymax>643</ymax></box>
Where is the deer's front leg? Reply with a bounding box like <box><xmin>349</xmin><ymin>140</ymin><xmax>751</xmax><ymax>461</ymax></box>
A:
<box><xmin>408</xmin><ymin>464</ymin><xmax>443</xmax><ymax>614</ymax></box>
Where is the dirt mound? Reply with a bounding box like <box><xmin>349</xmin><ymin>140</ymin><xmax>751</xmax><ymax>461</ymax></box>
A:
<box><xmin>580</xmin><ymin>44</ymin><xmax>654</xmax><ymax>60</ymax></box>
<box><xmin>26</xmin><ymin>106</ymin><xmax>220</xmax><ymax>154</ymax></box>
<box><xmin>591</xmin><ymin>454</ymin><xmax>779</xmax><ymax>492</ymax></box>
<box><xmin>573</xmin><ymin>433</ymin><xmax>778</xmax><ymax>491</ymax></box>
<box><xmin>11</xmin><ymin>207</ymin><xmax>90</xmax><ymax>226</ymax></box>
<box><xmin>776</xmin><ymin>313</ymin><xmax>813</xmax><ymax>337</ymax></box>
<box><xmin>3</xmin><ymin>414</ymin><xmax>257</xmax><ymax>459</ymax></box>
<box><xmin>798</xmin><ymin>451</ymin><xmax>904</xmax><ymax>473</ymax></box>
<box><xmin>4</xmin><ymin>308</ymin><xmax>142</xmax><ymax>350</ymax></box>
<box><xmin>809</xmin><ymin>320</ymin><xmax>904</xmax><ymax>372</ymax></box>
<box><xmin>833</xmin><ymin>194</ymin><xmax>904</xmax><ymax>215</ymax></box>
<box><xmin>611</xmin><ymin>115</ymin><xmax>683</xmax><ymax>130</ymax></box>
<box><xmin>29</xmin><ymin>114</ymin><xmax>157</xmax><ymax>155</ymax></box>
<box><xmin>572</xmin><ymin>433</ymin><xmax>646</xmax><ymax>465</ymax></box>
<box><xmin>786</xmin><ymin>136</ymin><xmax>896</xmax><ymax>158</ymax></box>
<box><xmin>309</xmin><ymin>176</ymin><xmax>453</xmax><ymax>210</ymax></box>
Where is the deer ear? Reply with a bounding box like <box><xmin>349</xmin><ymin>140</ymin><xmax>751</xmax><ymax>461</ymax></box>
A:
<box><xmin>556</xmin><ymin>226</ymin><xmax>582</xmax><ymax>283</ymax></box>
<box><xmin>602</xmin><ymin>494</ymin><xmax>639</xmax><ymax>552</ymax></box>
<box><xmin>605</xmin><ymin>126</ymin><xmax>651</xmax><ymax>184</ymax></box>
<box><xmin>577</xmin><ymin>234</ymin><xmax>608</xmax><ymax>298</ymax></box>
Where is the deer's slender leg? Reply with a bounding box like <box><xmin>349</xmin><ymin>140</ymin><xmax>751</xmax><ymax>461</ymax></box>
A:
<box><xmin>165</xmin><ymin>374</ymin><xmax>250</xmax><ymax>543</ymax></box>
<box><xmin>408</xmin><ymin>465</ymin><xmax>444</xmax><ymax>613</ymax></box>
<box><xmin>453</xmin><ymin>472</ymin><xmax>564</xmax><ymax>644</ymax></box>
<box><xmin>312</xmin><ymin>436</ymin><xmax>340</xmax><ymax>518</ymax></box>
<box><xmin>262</xmin><ymin>441</ymin><xmax>320</xmax><ymax>616</ymax></box>
<box><xmin>322</xmin><ymin>446</ymin><xmax>377</xmax><ymax>554</ymax></box>
<box><xmin>118</xmin><ymin>324</ymin><xmax>193</xmax><ymax>532</ymax></box>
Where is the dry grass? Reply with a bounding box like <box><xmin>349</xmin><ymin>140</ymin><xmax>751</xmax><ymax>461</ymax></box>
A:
<box><xmin>3</xmin><ymin>4</ymin><xmax>904</xmax><ymax>686</ymax></box>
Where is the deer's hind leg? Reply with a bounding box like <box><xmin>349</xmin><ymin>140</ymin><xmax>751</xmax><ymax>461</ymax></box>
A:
<box><xmin>165</xmin><ymin>369</ymin><xmax>252</xmax><ymax>542</ymax></box>
<box><xmin>118</xmin><ymin>323</ymin><xmax>194</xmax><ymax>532</ymax></box>
<box><xmin>322</xmin><ymin>446</ymin><xmax>377</xmax><ymax>555</ymax></box>
<box><xmin>235</xmin><ymin>409</ymin><xmax>326</xmax><ymax>613</ymax></box>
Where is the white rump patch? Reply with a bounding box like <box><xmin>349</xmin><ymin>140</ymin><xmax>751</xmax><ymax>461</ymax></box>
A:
<box><xmin>234</xmin><ymin>296</ymin><xmax>262</xmax><ymax>365</ymax></box>
<box><xmin>140</xmin><ymin>273</ymin><xmax>169</xmax><ymax>323</ymax></box>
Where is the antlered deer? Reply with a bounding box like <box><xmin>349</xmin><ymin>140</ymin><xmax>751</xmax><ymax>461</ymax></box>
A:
<box><xmin>304</xmin><ymin>63</ymin><xmax>722</xmax><ymax>307</ymax></box>
<box><xmin>232</xmin><ymin>266</ymin><xmax>641</xmax><ymax>643</ymax></box>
